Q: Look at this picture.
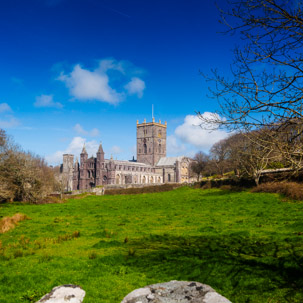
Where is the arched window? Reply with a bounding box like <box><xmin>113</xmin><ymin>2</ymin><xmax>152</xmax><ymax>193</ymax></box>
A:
<box><xmin>168</xmin><ymin>174</ymin><xmax>171</xmax><ymax>182</ymax></box>
<box><xmin>159</xmin><ymin>144</ymin><xmax>161</xmax><ymax>153</ymax></box>
<box><xmin>144</xmin><ymin>144</ymin><xmax>147</xmax><ymax>154</ymax></box>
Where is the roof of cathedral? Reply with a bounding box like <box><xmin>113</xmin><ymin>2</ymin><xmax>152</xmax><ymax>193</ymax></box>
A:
<box><xmin>156</xmin><ymin>156</ymin><xmax>185</xmax><ymax>166</ymax></box>
<box><xmin>104</xmin><ymin>159</ymin><xmax>152</xmax><ymax>166</ymax></box>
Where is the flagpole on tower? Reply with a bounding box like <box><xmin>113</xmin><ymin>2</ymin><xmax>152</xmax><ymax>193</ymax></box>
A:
<box><xmin>152</xmin><ymin>104</ymin><xmax>154</xmax><ymax>121</ymax></box>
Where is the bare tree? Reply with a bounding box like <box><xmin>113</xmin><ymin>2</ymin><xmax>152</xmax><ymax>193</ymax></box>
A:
<box><xmin>209</xmin><ymin>138</ymin><xmax>232</xmax><ymax>175</ymax></box>
<box><xmin>228</xmin><ymin>131</ymin><xmax>279</xmax><ymax>185</ymax></box>
<box><xmin>0</xmin><ymin>129</ymin><xmax>58</xmax><ymax>203</ymax></box>
<box><xmin>189</xmin><ymin>152</ymin><xmax>210</xmax><ymax>181</ymax></box>
<box><xmin>199</xmin><ymin>0</ymin><xmax>303</xmax><ymax>170</ymax></box>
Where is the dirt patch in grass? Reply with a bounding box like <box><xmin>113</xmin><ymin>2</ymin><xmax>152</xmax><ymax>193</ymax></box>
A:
<box><xmin>0</xmin><ymin>213</ymin><xmax>30</xmax><ymax>233</ymax></box>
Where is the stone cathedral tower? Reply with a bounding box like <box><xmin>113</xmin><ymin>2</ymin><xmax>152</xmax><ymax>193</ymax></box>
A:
<box><xmin>136</xmin><ymin>118</ymin><xmax>167</xmax><ymax>166</ymax></box>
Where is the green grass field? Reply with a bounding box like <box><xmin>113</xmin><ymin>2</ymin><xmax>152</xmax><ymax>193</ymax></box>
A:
<box><xmin>0</xmin><ymin>187</ymin><xmax>302</xmax><ymax>303</ymax></box>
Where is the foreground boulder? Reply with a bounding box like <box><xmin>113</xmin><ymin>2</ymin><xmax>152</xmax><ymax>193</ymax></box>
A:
<box><xmin>36</xmin><ymin>285</ymin><xmax>85</xmax><ymax>303</ymax></box>
<box><xmin>121</xmin><ymin>281</ymin><xmax>231</xmax><ymax>303</ymax></box>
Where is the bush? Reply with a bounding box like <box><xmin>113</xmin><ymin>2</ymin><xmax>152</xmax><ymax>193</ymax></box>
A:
<box><xmin>104</xmin><ymin>184</ymin><xmax>182</xmax><ymax>195</ymax></box>
<box><xmin>199</xmin><ymin>178</ymin><xmax>255</xmax><ymax>189</ymax></box>
<box><xmin>252</xmin><ymin>182</ymin><xmax>303</xmax><ymax>200</ymax></box>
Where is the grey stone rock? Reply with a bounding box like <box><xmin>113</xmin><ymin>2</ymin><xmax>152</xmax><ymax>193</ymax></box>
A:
<box><xmin>121</xmin><ymin>281</ymin><xmax>231</xmax><ymax>303</ymax></box>
<box><xmin>36</xmin><ymin>285</ymin><xmax>85</xmax><ymax>303</ymax></box>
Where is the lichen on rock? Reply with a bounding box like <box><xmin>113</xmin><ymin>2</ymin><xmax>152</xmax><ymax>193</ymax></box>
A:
<box><xmin>121</xmin><ymin>281</ymin><xmax>231</xmax><ymax>303</ymax></box>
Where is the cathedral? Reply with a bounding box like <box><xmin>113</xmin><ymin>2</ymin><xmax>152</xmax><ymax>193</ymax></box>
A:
<box><xmin>61</xmin><ymin>118</ymin><xmax>193</xmax><ymax>191</ymax></box>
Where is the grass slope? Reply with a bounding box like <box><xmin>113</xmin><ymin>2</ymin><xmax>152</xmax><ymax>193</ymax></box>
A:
<box><xmin>0</xmin><ymin>187</ymin><xmax>302</xmax><ymax>303</ymax></box>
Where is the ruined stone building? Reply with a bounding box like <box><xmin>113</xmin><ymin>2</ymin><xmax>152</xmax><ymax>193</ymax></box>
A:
<box><xmin>61</xmin><ymin>119</ymin><xmax>194</xmax><ymax>191</ymax></box>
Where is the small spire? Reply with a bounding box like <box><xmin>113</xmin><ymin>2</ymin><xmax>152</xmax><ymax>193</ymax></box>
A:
<box><xmin>137</xmin><ymin>120</ymin><xmax>139</xmax><ymax>125</ymax></box>
<box><xmin>110</xmin><ymin>154</ymin><xmax>113</xmax><ymax>160</ymax></box>
<box><xmin>159</xmin><ymin>119</ymin><xmax>161</xmax><ymax>123</ymax></box>
<box><xmin>81</xmin><ymin>143</ymin><xmax>87</xmax><ymax>154</ymax></box>
<box><xmin>144</xmin><ymin>118</ymin><xmax>146</xmax><ymax>123</ymax></box>
<box><xmin>152</xmin><ymin>117</ymin><xmax>155</xmax><ymax>122</ymax></box>
<box><xmin>97</xmin><ymin>142</ymin><xmax>104</xmax><ymax>153</ymax></box>
<box><xmin>75</xmin><ymin>157</ymin><xmax>79</xmax><ymax>163</ymax></box>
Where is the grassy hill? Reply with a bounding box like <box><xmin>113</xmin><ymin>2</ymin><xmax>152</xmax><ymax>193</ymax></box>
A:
<box><xmin>0</xmin><ymin>187</ymin><xmax>302</xmax><ymax>303</ymax></box>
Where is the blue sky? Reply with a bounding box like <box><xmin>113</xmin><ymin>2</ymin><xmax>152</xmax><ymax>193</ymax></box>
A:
<box><xmin>0</xmin><ymin>0</ymin><xmax>236</xmax><ymax>165</ymax></box>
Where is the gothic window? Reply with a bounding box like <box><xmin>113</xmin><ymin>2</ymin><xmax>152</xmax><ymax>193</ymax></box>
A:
<box><xmin>144</xmin><ymin>144</ymin><xmax>147</xmax><ymax>154</ymax></box>
<box><xmin>168</xmin><ymin>174</ymin><xmax>171</xmax><ymax>182</ymax></box>
<box><xmin>139</xmin><ymin>149</ymin><xmax>141</xmax><ymax>153</ymax></box>
<box><xmin>103</xmin><ymin>175</ymin><xmax>107</xmax><ymax>181</ymax></box>
<box><xmin>149</xmin><ymin>148</ymin><xmax>151</xmax><ymax>152</ymax></box>
<box><xmin>159</xmin><ymin>144</ymin><xmax>161</xmax><ymax>153</ymax></box>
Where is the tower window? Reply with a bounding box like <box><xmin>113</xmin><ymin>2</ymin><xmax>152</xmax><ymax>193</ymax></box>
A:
<box><xmin>159</xmin><ymin>144</ymin><xmax>161</xmax><ymax>153</ymax></box>
<box><xmin>144</xmin><ymin>144</ymin><xmax>147</xmax><ymax>154</ymax></box>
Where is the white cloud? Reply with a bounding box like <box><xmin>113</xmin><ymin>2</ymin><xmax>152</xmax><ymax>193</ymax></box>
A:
<box><xmin>167</xmin><ymin>135</ymin><xmax>186</xmax><ymax>154</ymax></box>
<box><xmin>175</xmin><ymin>113</ymin><xmax>228</xmax><ymax>150</ymax></box>
<box><xmin>110</xmin><ymin>145</ymin><xmax>122</xmax><ymax>155</ymax></box>
<box><xmin>0</xmin><ymin>116</ymin><xmax>20</xmax><ymax>129</ymax></box>
<box><xmin>45</xmin><ymin>136</ymin><xmax>99</xmax><ymax>165</ymax></box>
<box><xmin>57</xmin><ymin>59</ymin><xmax>145</xmax><ymax>104</ymax></box>
<box><xmin>73</xmin><ymin>123</ymin><xmax>100</xmax><ymax>137</ymax></box>
<box><xmin>34</xmin><ymin>94</ymin><xmax>63</xmax><ymax>108</ymax></box>
<box><xmin>125</xmin><ymin>77</ymin><xmax>145</xmax><ymax>98</ymax></box>
<box><xmin>0</xmin><ymin>103</ymin><xmax>12</xmax><ymax>113</ymax></box>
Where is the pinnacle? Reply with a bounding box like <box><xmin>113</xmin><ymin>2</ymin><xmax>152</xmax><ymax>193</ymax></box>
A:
<box><xmin>81</xmin><ymin>143</ymin><xmax>87</xmax><ymax>154</ymax></box>
<box><xmin>97</xmin><ymin>142</ymin><xmax>104</xmax><ymax>153</ymax></box>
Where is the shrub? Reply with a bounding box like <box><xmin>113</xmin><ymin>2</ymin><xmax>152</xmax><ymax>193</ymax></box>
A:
<box><xmin>252</xmin><ymin>182</ymin><xmax>303</xmax><ymax>200</ymax></box>
<box><xmin>89</xmin><ymin>251</ymin><xmax>97</xmax><ymax>259</ymax></box>
<box><xmin>104</xmin><ymin>184</ymin><xmax>182</xmax><ymax>195</ymax></box>
<box><xmin>13</xmin><ymin>249</ymin><xmax>23</xmax><ymax>258</ymax></box>
<box><xmin>72</xmin><ymin>230</ymin><xmax>80</xmax><ymax>238</ymax></box>
<box><xmin>34</xmin><ymin>196</ymin><xmax>65</xmax><ymax>204</ymax></box>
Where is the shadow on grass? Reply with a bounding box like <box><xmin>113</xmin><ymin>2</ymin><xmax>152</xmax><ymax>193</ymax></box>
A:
<box><xmin>92</xmin><ymin>233</ymin><xmax>303</xmax><ymax>303</ymax></box>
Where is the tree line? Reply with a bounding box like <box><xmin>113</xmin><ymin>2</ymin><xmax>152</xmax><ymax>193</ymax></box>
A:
<box><xmin>0</xmin><ymin>129</ymin><xmax>59</xmax><ymax>203</ymax></box>
<box><xmin>190</xmin><ymin>129</ymin><xmax>290</xmax><ymax>186</ymax></box>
